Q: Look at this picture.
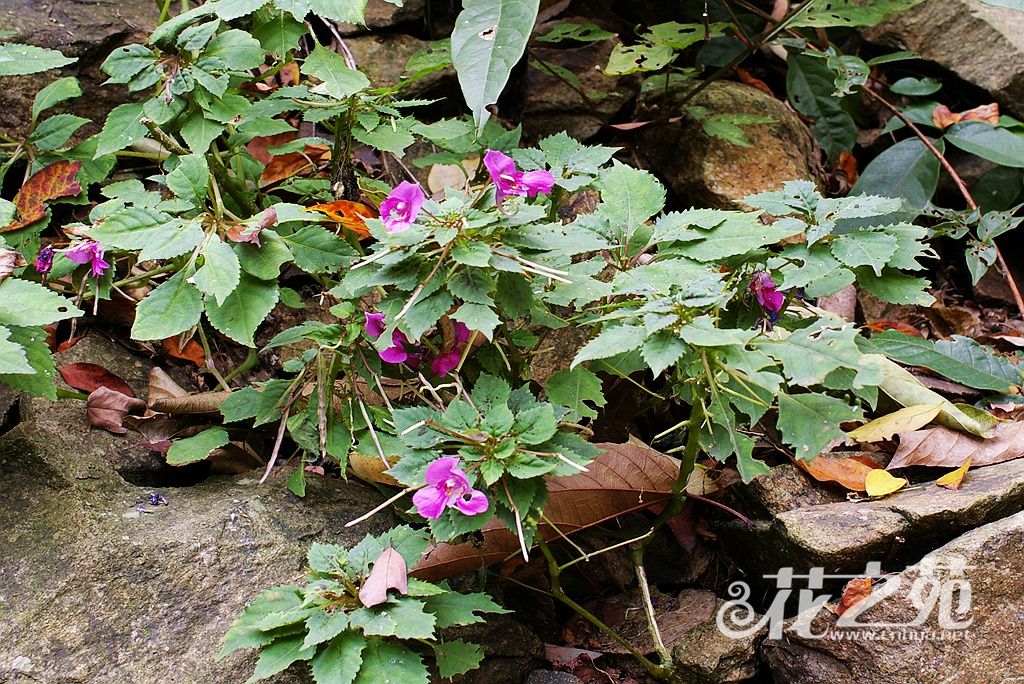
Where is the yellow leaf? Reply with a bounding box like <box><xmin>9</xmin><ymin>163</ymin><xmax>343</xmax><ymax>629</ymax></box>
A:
<box><xmin>846</xmin><ymin>404</ymin><xmax>943</xmax><ymax>443</ymax></box>
<box><xmin>865</xmin><ymin>469</ymin><xmax>908</xmax><ymax>497</ymax></box>
<box><xmin>936</xmin><ymin>458</ymin><xmax>971</xmax><ymax>490</ymax></box>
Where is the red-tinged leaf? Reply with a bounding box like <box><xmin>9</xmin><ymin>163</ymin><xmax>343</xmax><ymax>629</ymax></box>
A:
<box><xmin>795</xmin><ymin>453</ymin><xmax>882</xmax><ymax>492</ymax></box>
<box><xmin>827</xmin><ymin>577</ymin><xmax>873</xmax><ymax>617</ymax></box>
<box><xmin>59</xmin><ymin>362</ymin><xmax>135</xmax><ymax>397</ymax></box>
<box><xmin>4</xmin><ymin>160</ymin><xmax>82</xmax><ymax>232</ymax></box>
<box><xmin>960</xmin><ymin>103</ymin><xmax>999</xmax><ymax>125</ymax></box>
<box><xmin>734</xmin><ymin>66</ymin><xmax>774</xmax><ymax>96</ymax></box>
<box><xmin>863</xmin><ymin>321</ymin><xmax>924</xmax><ymax>337</ymax></box>
<box><xmin>56</xmin><ymin>333</ymin><xmax>86</xmax><ymax>353</ymax></box>
<box><xmin>411</xmin><ymin>442</ymin><xmax>677</xmax><ymax>582</ymax></box>
<box><xmin>358</xmin><ymin>547</ymin><xmax>408</xmax><ymax>607</ymax></box>
<box><xmin>137</xmin><ymin>440</ymin><xmax>173</xmax><ymax>454</ymax></box>
<box><xmin>0</xmin><ymin>248</ymin><xmax>27</xmax><ymax>282</ymax></box>
<box><xmin>86</xmin><ymin>386</ymin><xmax>146</xmax><ymax>434</ymax></box>
<box><xmin>161</xmin><ymin>337</ymin><xmax>206</xmax><ymax>367</ymax></box>
<box><xmin>933</xmin><ymin>104</ymin><xmax>962</xmax><ymax>129</ymax></box>
<box><xmin>889</xmin><ymin>421</ymin><xmax>1024</xmax><ymax>469</ymax></box>
<box><xmin>305</xmin><ymin>200</ymin><xmax>378</xmax><ymax>238</ymax></box>
<box><xmin>838</xmin><ymin>151</ymin><xmax>859</xmax><ymax>186</ymax></box>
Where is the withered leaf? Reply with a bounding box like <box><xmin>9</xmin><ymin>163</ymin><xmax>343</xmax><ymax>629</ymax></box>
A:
<box><xmin>796</xmin><ymin>453</ymin><xmax>881</xmax><ymax>492</ymax></box>
<box><xmin>890</xmin><ymin>421</ymin><xmax>1024</xmax><ymax>469</ymax></box>
<box><xmin>0</xmin><ymin>248</ymin><xmax>27</xmax><ymax>282</ymax></box>
<box><xmin>87</xmin><ymin>386</ymin><xmax>146</xmax><ymax>434</ymax></box>
<box><xmin>936</xmin><ymin>458</ymin><xmax>971</xmax><ymax>490</ymax></box>
<box><xmin>3</xmin><ymin>160</ymin><xmax>82</xmax><ymax>232</ymax></box>
<box><xmin>827</xmin><ymin>577</ymin><xmax>873</xmax><ymax>617</ymax></box>
<box><xmin>60</xmin><ymin>362</ymin><xmax>135</xmax><ymax>397</ymax></box>
<box><xmin>359</xmin><ymin>546</ymin><xmax>408</xmax><ymax>607</ymax></box>
<box><xmin>865</xmin><ymin>469</ymin><xmax>908</xmax><ymax>497</ymax></box>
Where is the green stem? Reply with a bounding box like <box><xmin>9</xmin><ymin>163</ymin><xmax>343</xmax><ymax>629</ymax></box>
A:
<box><xmin>223</xmin><ymin>348</ymin><xmax>259</xmax><ymax>384</ymax></box>
<box><xmin>56</xmin><ymin>388</ymin><xmax>90</xmax><ymax>400</ymax></box>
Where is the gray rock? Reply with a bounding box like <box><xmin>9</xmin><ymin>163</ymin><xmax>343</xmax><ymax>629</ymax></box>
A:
<box><xmin>522</xmin><ymin>38</ymin><xmax>640</xmax><ymax>143</ymax></box>
<box><xmin>336</xmin><ymin>0</ymin><xmax>427</xmax><ymax>33</ymax></box>
<box><xmin>762</xmin><ymin>509</ymin><xmax>1024</xmax><ymax>683</ymax></box>
<box><xmin>449</xmin><ymin>615</ymin><xmax>545</xmax><ymax>684</ymax></box>
<box><xmin>0</xmin><ymin>413</ymin><xmax>396</xmax><ymax>683</ymax></box>
<box><xmin>637</xmin><ymin>81</ymin><xmax>818</xmax><ymax>209</ymax></box>
<box><xmin>722</xmin><ymin>462</ymin><xmax>848</xmax><ymax>520</ymax></box>
<box><xmin>863</xmin><ymin>0</ymin><xmax>1024</xmax><ymax>119</ymax></box>
<box><xmin>0</xmin><ymin>0</ymin><xmax>160</xmax><ymax>142</ymax></box>
<box><xmin>717</xmin><ymin>456</ymin><xmax>1024</xmax><ymax>578</ymax></box>
<box><xmin>345</xmin><ymin>32</ymin><xmax>457</xmax><ymax>98</ymax></box>
<box><xmin>668</xmin><ymin>590</ymin><xmax>766</xmax><ymax>684</ymax></box>
<box><xmin>525</xmin><ymin>670</ymin><xmax>584</xmax><ymax>684</ymax></box>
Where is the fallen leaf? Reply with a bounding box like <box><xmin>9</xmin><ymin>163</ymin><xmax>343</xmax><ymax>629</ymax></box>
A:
<box><xmin>305</xmin><ymin>199</ymin><xmax>378</xmax><ymax>238</ymax></box>
<box><xmin>358</xmin><ymin>546</ymin><xmax>408</xmax><ymax>607</ymax></box>
<box><xmin>846</xmin><ymin>404</ymin><xmax>943</xmax><ymax>443</ymax></box>
<box><xmin>351</xmin><ymin>451</ymin><xmax>401</xmax><ymax>486</ymax></box>
<box><xmin>261</xmin><ymin>146</ymin><xmax>330</xmax><ymax>185</ymax></box>
<box><xmin>862</xmin><ymin>321</ymin><xmax>923</xmax><ymax>337</ymax></box>
<box><xmin>3</xmin><ymin>160</ymin><xmax>83</xmax><ymax>232</ymax></box>
<box><xmin>87</xmin><ymin>386</ymin><xmax>146</xmax><ymax>434</ymax></box>
<box><xmin>411</xmin><ymin>441</ymin><xmax>677</xmax><ymax>582</ymax></box>
<box><xmin>59</xmin><ymin>363</ymin><xmax>136</xmax><ymax>397</ymax></box>
<box><xmin>890</xmin><ymin>421</ymin><xmax>1024</xmax><ymax>469</ymax></box>
<box><xmin>147</xmin><ymin>367</ymin><xmax>189</xmax><ymax>402</ymax></box>
<box><xmin>827</xmin><ymin>577</ymin><xmax>873</xmax><ymax>617</ymax></box>
<box><xmin>0</xmin><ymin>248</ymin><xmax>27</xmax><ymax>282</ymax></box>
<box><xmin>932</xmin><ymin>104</ymin><xmax>962</xmax><ymax>129</ymax></box>
<box><xmin>865</xmin><ymin>468</ymin><xmax>908</xmax><ymax>497</ymax></box>
<box><xmin>796</xmin><ymin>453</ymin><xmax>881</xmax><ymax>492</ymax></box>
<box><xmin>936</xmin><ymin>458</ymin><xmax>971</xmax><ymax>490</ymax></box>
<box><xmin>161</xmin><ymin>337</ymin><xmax>206</xmax><ymax>367</ymax></box>
<box><xmin>734</xmin><ymin>66</ymin><xmax>774</xmax><ymax>96</ymax></box>
<box><xmin>961</xmin><ymin>102</ymin><xmax>999</xmax><ymax>124</ymax></box>
<box><xmin>838</xmin><ymin>151</ymin><xmax>859</xmax><ymax>186</ymax></box>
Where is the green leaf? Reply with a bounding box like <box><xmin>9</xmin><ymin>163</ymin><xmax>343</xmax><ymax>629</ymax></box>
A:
<box><xmin>851</xmin><ymin>138</ymin><xmax>941</xmax><ymax>220</ymax></box>
<box><xmin>194</xmin><ymin>236</ymin><xmax>241</xmax><ymax>306</ymax></box>
<box><xmin>352</xmin><ymin>638</ymin><xmax>428</xmax><ymax>684</ymax></box>
<box><xmin>642</xmin><ymin>331</ymin><xmax>688</xmax><ymax>376</ymax></box>
<box><xmin>830</xmin><ymin>231</ymin><xmax>898</xmax><ymax>276</ymax></box>
<box><xmin>205</xmin><ymin>272</ymin><xmax>279</xmax><ymax>347</ymax></box>
<box><xmin>94</xmin><ymin>102</ymin><xmax>146</xmax><ymax>158</ymax></box>
<box><xmin>0</xmin><ymin>278</ymin><xmax>82</xmax><ymax>327</ymax></box>
<box><xmin>253</xmin><ymin>12</ymin><xmax>309</xmax><ymax>57</ymax></box>
<box><xmin>572</xmin><ymin>324</ymin><xmax>647</xmax><ymax>366</ymax></box>
<box><xmin>310</xmin><ymin>632</ymin><xmax>364</xmax><ymax>684</ymax></box>
<box><xmin>0</xmin><ymin>43</ymin><xmax>76</xmax><ymax>76</ymax></box>
<box><xmin>132</xmin><ymin>269</ymin><xmax>204</xmax><ymax>340</ymax></box>
<box><xmin>246</xmin><ymin>633</ymin><xmax>316</xmax><ymax>684</ymax></box>
<box><xmin>307</xmin><ymin>0</ymin><xmax>369</xmax><ymax>23</ymax></box>
<box><xmin>537</xmin><ymin>22</ymin><xmax>613</xmax><ymax>43</ymax></box>
<box><xmin>680</xmin><ymin>215</ymin><xmax>804</xmax><ymax>262</ymax></box>
<box><xmin>604</xmin><ymin>43</ymin><xmax>674</xmax><ymax>75</ymax></box>
<box><xmin>212</xmin><ymin>0</ymin><xmax>267</xmax><ymax>20</ymax></box>
<box><xmin>451</xmin><ymin>240</ymin><xmax>492</xmax><ymax>267</ymax></box>
<box><xmin>433</xmin><ymin>639</ymin><xmax>485</xmax><ymax>679</ymax></box>
<box><xmin>27</xmin><ymin>114</ymin><xmax>90</xmax><ymax>152</ymax></box>
<box><xmin>303</xmin><ymin>610</ymin><xmax>351</xmax><ymax>650</ymax></box>
<box><xmin>758</xmin><ymin>323</ymin><xmax>881</xmax><ymax>389</ymax></box>
<box><xmin>786</xmin><ymin>53</ymin><xmax>855</xmax><ymax>159</ymax></box>
<box><xmin>90</xmin><ymin>209</ymin><xmax>204</xmax><ymax>261</ymax></box>
<box><xmin>777</xmin><ymin>392</ymin><xmax>863</xmax><ymax>461</ymax></box>
<box><xmin>31</xmin><ymin>77</ymin><xmax>81</xmax><ymax>121</ymax></box>
<box><xmin>856</xmin><ymin>267</ymin><xmax>933</xmax><ymax>305</ymax></box>
<box><xmin>423</xmin><ymin>591</ymin><xmax>508</xmax><ymax>629</ymax></box>
<box><xmin>204</xmin><ymin>29</ymin><xmax>266</xmax><ymax>71</ymax></box>
<box><xmin>0</xmin><ymin>325</ymin><xmax>32</xmax><ymax>374</ymax></box>
<box><xmin>220</xmin><ymin>386</ymin><xmax>261</xmax><ymax>422</ymax></box>
<box><xmin>867</xmin><ymin>331</ymin><xmax>1021</xmax><ymax>392</ymax></box>
<box><xmin>596</xmin><ymin>161</ymin><xmax>665</xmax><ymax>235</ymax></box>
<box><xmin>100</xmin><ymin>43</ymin><xmax>159</xmax><ymax>87</ymax></box>
<box><xmin>220</xmin><ymin>584</ymin><xmax>305</xmax><ymax>658</ymax></box>
<box><xmin>282</xmin><ymin>224</ymin><xmax>357</xmax><ymax>274</ymax></box>
<box><xmin>545</xmin><ymin>366</ymin><xmax>606</xmax><ymax>421</ymax></box>
<box><xmin>790</xmin><ymin>0</ymin><xmax>926</xmax><ymax>27</ymax></box>
<box><xmin>450</xmin><ymin>0</ymin><xmax>540</xmax><ymax>132</ymax></box>
<box><xmin>889</xmin><ymin>76</ymin><xmax>942</xmax><ymax>96</ymax></box>
<box><xmin>166</xmin><ymin>154</ymin><xmax>210</xmax><ymax>205</ymax></box>
<box><xmin>167</xmin><ymin>426</ymin><xmax>231</xmax><ymax>464</ymax></box>
<box><xmin>945</xmin><ymin>121</ymin><xmax>1024</xmax><ymax>168</ymax></box>
<box><xmin>0</xmin><ymin>325</ymin><xmax>57</xmax><ymax>398</ymax></box>
<box><xmin>236</xmin><ymin>230</ymin><xmax>294</xmax><ymax>279</ymax></box>
<box><xmin>181</xmin><ymin>110</ymin><xmax>225</xmax><ymax>153</ymax></box>
<box><xmin>451</xmin><ymin>302</ymin><xmax>500</xmax><ymax>340</ymax></box>
<box><xmin>304</xmin><ymin>43</ymin><xmax>370</xmax><ymax>99</ymax></box>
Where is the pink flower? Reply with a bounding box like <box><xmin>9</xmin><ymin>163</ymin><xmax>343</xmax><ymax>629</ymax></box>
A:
<box><xmin>380</xmin><ymin>181</ymin><xmax>426</xmax><ymax>233</ymax></box>
<box><xmin>65</xmin><ymin>241</ymin><xmax>110</xmax><ymax>277</ymax></box>
<box><xmin>364</xmin><ymin>312</ymin><xmax>420</xmax><ymax>366</ymax></box>
<box><xmin>430</xmin><ymin>322</ymin><xmax>471</xmax><ymax>377</ymax></box>
<box><xmin>483</xmin><ymin>150</ymin><xmax>555</xmax><ymax>204</ymax></box>
<box><xmin>750</xmin><ymin>271</ymin><xmax>784</xmax><ymax>312</ymax></box>
<box><xmin>412</xmin><ymin>457</ymin><xmax>488</xmax><ymax>520</ymax></box>
<box><xmin>35</xmin><ymin>245</ymin><xmax>54</xmax><ymax>276</ymax></box>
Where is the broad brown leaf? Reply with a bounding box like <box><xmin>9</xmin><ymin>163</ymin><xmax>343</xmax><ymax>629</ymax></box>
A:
<box><xmin>889</xmin><ymin>421</ymin><xmax>1024</xmax><ymax>469</ymax></box>
<box><xmin>932</xmin><ymin>104</ymin><xmax>962</xmax><ymax>129</ymax></box>
<box><xmin>359</xmin><ymin>547</ymin><xmax>409</xmax><ymax>607</ymax></box>
<box><xmin>87</xmin><ymin>386</ymin><xmax>146</xmax><ymax>434</ymax></box>
<box><xmin>410</xmin><ymin>441</ymin><xmax>678</xmax><ymax>582</ymax></box>
<box><xmin>796</xmin><ymin>453</ymin><xmax>881</xmax><ymax>492</ymax></box>
<box><xmin>0</xmin><ymin>248</ymin><xmax>27</xmax><ymax>282</ymax></box>
<box><xmin>4</xmin><ymin>160</ymin><xmax>82</xmax><ymax>232</ymax></box>
<box><xmin>59</xmin><ymin>363</ymin><xmax>135</xmax><ymax>397</ymax></box>
<box><xmin>161</xmin><ymin>336</ymin><xmax>206</xmax><ymax>367</ymax></box>
<box><xmin>961</xmin><ymin>102</ymin><xmax>999</xmax><ymax>124</ymax></box>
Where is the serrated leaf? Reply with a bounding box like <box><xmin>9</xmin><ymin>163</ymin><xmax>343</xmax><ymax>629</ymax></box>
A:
<box><xmin>304</xmin><ymin>43</ymin><xmax>370</xmax><ymax>99</ymax></box>
<box><xmin>204</xmin><ymin>29</ymin><xmax>266</xmax><ymax>71</ymax></box>
<box><xmin>572</xmin><ymin>324</ymin><xmax>647</xmax><ymax>367</ymax></box>
<box><xmin>856</xmin><ymin>267</ymin><xmax>934</xmax><ymax>306</ymax></box>
<box><xmin>220</xmin><ymin>386</ymin><xmax>261</xmax><ymax>422</ymax></box>
<box><xmin>830</xmin><ymin>231</ymin><xmax>898</xmax><ymax>276</ymax></box>
<box><xmin>101</xmin><ymin>43</ymin><xmax>159</xmax><ymax>84</ymax></box>
<box><xmin>759</xmin><ymin>323</ymin><xmax>880</xmax><ymax>389</ymax></box>
<box><xmin>31</xmin><ymin>77</ymin><xmax>81</xmax><ymax>121</ymax></box>
<box><xmin>433</xmin><ymin>639</ymin><xmax>485</xmax><ymax>679</ymax></box>
<box><xmin>246</xmin><ymin>633</ymin><xmax>316</xmax><ymax>684</ymax></box>
<box><xmin>180</xmin><ymin>110</ymin><xmax>225</xmax><ymax>153</ymax></box>
<box><xmin>212</xmin><ymin>0</ymin><xmax>266</xmax><ymax>20</ymax></box>
<box><xmin>310</xmin><ymin>632</ymin><xmax>364</xmax><ymax>684</ymax></box>
<box><xmin>132</xmin><ymin>269</ymin><xmax>204</xmax><ymax>340</ymax></box>
<box><xmin>451</xmin><ymin>302</ymin><xmax>499</xmax><ymax>340</ymax></box>
<box><xmin>680</xmin><ymin>215</ymin><xmax>804</xmax><ymax>261</ymax></box>
<box><xmin>777</xmin><ymin>392</ymin><xmax>863</xmax><ymax>461</ymax></box>
<box><xmin>205</xmin><ymin>272</ymin><xmax>279</xmax><ymax>346</ymax></box>
<box><xmin>94</xmin><ymin>102</ymin><xmax>146</xmax><ymax>158</ymax></box>
<box><xmin>545</xmin><ymin>366</ymin><xmax>607</xmax><ymax>421</ymax></box>
<box><xmin>194</xmin><ymin>236</ymin><xmax>241</xmax><ymax>305</ymax></box>
<box><xmin>253</xmin><ymin>12</ymin><xmax>309</xmax><ymax>57</ymax></box>
<box><xmin>642</xmin><ymin>331</ymin><xmax>688</xmax><ymax>376</ymax></box>
<box><xmin>282</xmin><ymin>224</ymin><xmax>357</xmax><ymax>274</ymax></box>
<box><xmin>0</xmin><ymin>325</ymin><xmax>32</xmax><ymax>374</ymax></box>
<box><xmin>867</xmin><ymin>331</ymin><xmax>1022</xmax><ymax>392</ymax></box>
<box><xmin>27</xmin><ymin>114</ymin><xmax>90</xmax><ymax>152</ymax></box>
<box><xmin>451</xmin><ymin>0</ymin><xmax>540</xmax><ymax>132</ymax></box>
<box><xmin>236</xmin><ymin>230</ymin><xmax>294</xmax><ymax>279</ymax></box>
<box><xmin>0</xmin><ymin>325</ymin><xmax>57</xmax><ymax>398</ymax></box>
<box><xmin>351</xmin><ymin>638</ymin><xmax>428</xmax><ymax>684</ymax></box>
<box><xmin>0</xmin><ymin>43</ymin><xmax>76</xmax><ymax>76</ymax></box>
<box><xmin>167</xmin><ymin>426</ymin><xmax>231</xmax><ymax>464</ymax></box>
<box><xmin>0</xmin><ymin>278</ymin><xmax>82</xmax><ymax>327</ymax></box>
<box><xmin>422</xmin><ymin>591</ymin><xmax>507</xmax><ymax>629</ymax></box>
<box><xmin>596</xmin><ymin>161</ymin><xmax>665</xmax><ymax>235</ymax></box>
<box><xmin>91</xmin><ymin>209</ymin><xmax>204</xmax><ymax>261</ymax></box>
<box><xmin>166</xmin><ymin>154</ymin><xmax>210</xmax><ymax>205</ymax></box>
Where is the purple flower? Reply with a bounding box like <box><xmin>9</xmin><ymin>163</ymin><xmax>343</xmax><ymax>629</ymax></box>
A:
<box><xmin>430</xmin><ymin>322</ymin><xmax>471</xmax><ymax>377</ymax></box>
<box><xmin>412</xmin><ymin>456</ymin><xmax>488</xmax><ymax>520</ymax></box>
<box><xmin>364</xmin><ymin>312</ymin><xmax>421</xmax><ymax>367</ymax></box>
<box><xmin>65</xmin><ymin>241</ymin><xmax>110</xmax><ymax>277</ymax></box>
<box><xmin>483</xmin><ymin>150</ymin><xmax>555</xmax><ymax>204</ymax></box>
<box><xmin>750</xmin><ymin>271</ymin><xmax>784</xmax><ymax>312</ymax></box>
<box><xmin>380</xmin><ymin>181</ymin><xmax>426</xmax><ymax>233</ymax></box>
<box><xmin>35</xmin><ymin>245</ymin><xmax>54</xmax><ymax>276</ymax></box>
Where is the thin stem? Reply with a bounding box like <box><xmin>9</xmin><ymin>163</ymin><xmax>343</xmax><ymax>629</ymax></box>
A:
<box><xmin>631</xmin><ymin>549</ymin><xmax>672</xmax><ymax>667</ymax></box>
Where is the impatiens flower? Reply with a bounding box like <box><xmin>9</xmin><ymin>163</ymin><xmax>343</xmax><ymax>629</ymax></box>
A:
<box><xmin>430</xmin><ymin>322</ymin><xmax>471</xmax><ymax>377</ymax></box>
<box><xmin>483</xmin><ymin>149</ymin><xmax>555</xmax><ymax>204</ymax></box>
<box><xmin>412</xmin><ymin>456</ymin><xmax>489</xmax><ymax>520</ymax></box>
<box><xmin>750</xmin><ymin>271</ymin><xmax>784</xmax><ymax>312</ymax></box>
<box><xmin>35</xmin><ymin>245</ymin><xmax>54</xmax><ymax>276</ymax></box>
<box><xmin>380</xmin><ymin>181</ymin><xmax>426</xmax><ymax>233</ymax></box>
<box><xmin>65</xmin><ymin>241</ymin><xmax>110</xmax><ymax>277</ymax></box>
<box><xmin>364</xmin><ymin>312</ymin><xmax>421</xmax><ymax>367</ymax></box>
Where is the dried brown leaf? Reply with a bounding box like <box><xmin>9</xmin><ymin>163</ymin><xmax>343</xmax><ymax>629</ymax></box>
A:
<box><xmin>961</xmin><ymin>102</ymin><xmax>999</xmax><ymax>124</ymax></box>
<box><xmin>796</xmin><ymin>454</ymin><xmax>882</xmax><ymax>492</ymax></box>
<box><xmin>359</xmin><ymin>547</ymin><xmax>408</xmax><ymax>607</ymax></box>
<box><xmin>890</xmin><ymin>421</ymin><xmax>1024</xmax><ymax>469</ymax></box>
<box><xmin>827</xmin><ymin>577</ymin><xmax>873</xmax><ymax>617</ymax></box>
<box><xmin>932</xmin><ymin>104</ymin><xmax>962</xmax><ymax>129</ymax></box>
<box><xmin>0</xmin><ymin>248</ymin><xmax>27</xmax><ymax>282</ymax></box>
<box><xmin>59</xmin><ymin>362</ymin><xmax>135</xmax><ymax>397</ymax></box>
<box><xmin>87</xmin><ymin>386</ymin><xmax>146</xmax><ymax>434</ymax></box>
